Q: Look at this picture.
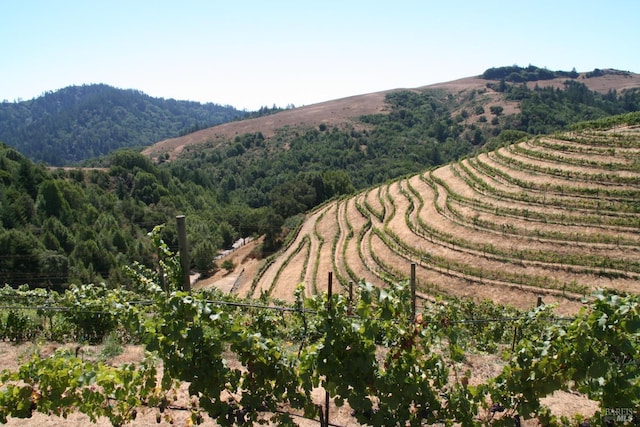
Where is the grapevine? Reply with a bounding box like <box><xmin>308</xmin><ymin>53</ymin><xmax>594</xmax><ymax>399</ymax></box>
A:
<box><xmin>0</xmin><ymin>227</ymin><xmax>638</xmax><ymax>426</ymax></box>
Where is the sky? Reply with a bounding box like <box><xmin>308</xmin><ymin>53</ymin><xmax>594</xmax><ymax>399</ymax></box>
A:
<box><xmin>1</xmin><ymin>0</ymin><xmax>639</xmax><ymax>111</ymax></box>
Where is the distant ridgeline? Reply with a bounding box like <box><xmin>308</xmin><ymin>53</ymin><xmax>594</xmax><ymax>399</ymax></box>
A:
<box><xmin>0</xmin><ymin>84</ymin><xmax>244</xmax><ymax>166</ymax></box>
<box><xmin>480</xmin><ymin>65</ymin><xmax>633</xmax><ymax>83</ymax></box>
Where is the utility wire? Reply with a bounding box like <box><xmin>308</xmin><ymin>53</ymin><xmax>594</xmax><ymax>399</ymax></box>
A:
<box><xmin>0</xmin><ymin>299</ymin><xmax>577</xmax><ymax>324</ymax></box>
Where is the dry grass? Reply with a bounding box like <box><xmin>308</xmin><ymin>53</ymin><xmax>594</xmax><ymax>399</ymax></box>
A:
<box><xmin>142</xmin><ymin>72</ymin><xmax>640</xmax><ymax>162</ymax></box>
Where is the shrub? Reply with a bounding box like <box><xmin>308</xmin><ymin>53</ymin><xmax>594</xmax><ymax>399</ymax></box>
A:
<box><xmin>221</xmin><ymin>259</ymin><xmax>235</xmax><ymax>272</ymax></box>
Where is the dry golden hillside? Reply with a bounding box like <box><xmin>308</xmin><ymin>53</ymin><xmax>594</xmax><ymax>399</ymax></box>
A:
<box><xmin>143</xmin><ymin>71</ymin><xmax>640</xmax><ymax>161</ymax></box>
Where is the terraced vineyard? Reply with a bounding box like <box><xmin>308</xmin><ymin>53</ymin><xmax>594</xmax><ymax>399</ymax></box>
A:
<box><xmin>249</xmin><ymin>121</ymin><xmax>640</xmax><ymax>315</ymax></box>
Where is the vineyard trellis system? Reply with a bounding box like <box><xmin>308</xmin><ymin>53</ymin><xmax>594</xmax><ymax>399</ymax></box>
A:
<box><xmin>1</xmin><ymin>227</ymin><xmax>638</xmax><ymax>426</ymax></box>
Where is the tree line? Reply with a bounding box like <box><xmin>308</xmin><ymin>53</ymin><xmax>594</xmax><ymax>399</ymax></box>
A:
<box><xmin>481</xmin><ymin>64</ymin><xmax>580</xmax><ymax>82</ymax></box>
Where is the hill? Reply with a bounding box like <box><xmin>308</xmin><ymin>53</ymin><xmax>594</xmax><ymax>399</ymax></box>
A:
<box><xmin>137</xmin><ymin>67</ymin><xmax>640</xmax><ymax>238</ymax></box>
<box><xmin>142</xmin><ymin>91</ymin><xmax>393</xmax><ymax>160</ymax></box>
<box><xmin>207</xmin><ymin>113</ymin><xmax>640</xmax><ymax>315</ymax></box>
<box><xmin>0</xmin><ymin>84</ymin><xmax>243</xmax><ymax>166</ymax></box>
<box><xmin>144</xmin><ymin>67</ymin><xmax>640</xmax><ymax>161</ymax></box>
<box><xmin>1</xmin><ymin>69</ymin><xmax>639</xmax><ymax>426</ymax></box>
<box><xmin>2</xmin><ymin>66</ymin><xmax>640</xmax><ymax>295</ymax></box>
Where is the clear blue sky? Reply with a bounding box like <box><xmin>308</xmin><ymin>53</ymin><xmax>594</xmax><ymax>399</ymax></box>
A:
<box><xmin>1</xmin><ymin>0</ymin><xmax>638</xmax><ymax>110</ymax></box>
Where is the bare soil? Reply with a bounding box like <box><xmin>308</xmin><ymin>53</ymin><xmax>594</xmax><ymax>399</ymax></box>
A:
<box><xmin>142</xmin><ymin>92</ymin><xmax>392</xmax><ymax>161</ymax></box>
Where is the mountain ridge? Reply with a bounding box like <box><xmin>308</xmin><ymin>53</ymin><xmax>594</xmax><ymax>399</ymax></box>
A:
<box><xmin>0</xmin><ymin>84</ymin><xmax>244</xmax><ymax>166</ymax></box>
<box><xmin>1</xmin><ymin>67</ymin><xmax>639</xmax><ymax>167</ymax></box>
<box><xmin>144</xmin><ymin>68</ymin><xmax>640</xmax><ymax>161</ymax></box>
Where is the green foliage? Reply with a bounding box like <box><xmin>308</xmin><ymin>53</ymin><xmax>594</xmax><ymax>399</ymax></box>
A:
<box><xmin>221</xmin><ymin>259</ymin><xmax>235</xmax><ymax>272</ymax></box>
<box><xmin>570</xmin><ymin>110</ymin><xmax>640</xmax><ymax>130</ymax></box>
<box><xmin>56</xmin><ymin>283</ymin><xmax>136</xmax><ymax>344</ymax></box>
<box><xmin>0</xmin><ymin>236</ymin><xmax>639</xmax><ymax>426</ymax></box>
<box><xmin>499</xmin><ymin>80</ymin><xmax>640</xmax><ymax>134</ymax></box>
<box><xmin>482</xmin><ymin>129</ymin><xmax>530</xmax><ymax>151</ymax></box>
<box><xmin>489</xmin><ymin>105</ymin><xmax>504</xmax><ymax>116</ymax></box>
<box><xmin>0</xmin><ymin>142</ymin><xmax>258</xmax><ymax>288</ymax></box>
<box><xmin>303</xmin><ymin>282</ymin><xmax>449</xmax><ymax>426</ymax></box>
<box><xmin>482</xmin><ymin>65</ymin><xmax>579</xmax><ymax>82</ymax></box>
<box><xmin>175</xmin><ymin>79</ymin><xmax>639</xmax><ymax>226</ymax></box>
<box><xmin>0</xmin><ymin>348</ymin><xmax>161</xmax><ymax>425</ymax></box>
<box><xmin>0</xmin><ymin>310</ymin><xmax>42</xmax><ymax>341</ymax></box>
<box><xmin>488</xmin><ymin>292</ymin><xmax>640</xmax><ymax>423</ymax></box>
<box><xmin>0</xmin><ymin>84</ymin><xmax>244</xmax><ymax>166</ymax></box>
<box><xmin>192</xmin><ymin>239</ymin><xmax>217</xmax><ymax>274</ymax></box>
<box><xmin>109</xmin><ymin>149</ymin><xmax>156</xmax><ymax>172</ymax></box>
<box><xmin>99</xmin><ymin>331</ymin><xmax>125</xmax><ymax>360</ymax></box>
<box><xmin>0</xmin><ymin>229</ymin><xmax>47</xmax><ymax>287</ymax></box>
<box><xmin>269</xmin><ymin>180</ymin><xmax>316</xmax><ymax>217</ymax></box>
<box><xmin>36</xmin><ymin>180</ymin><xmax>74</xmax><ymax>224</ymax></box>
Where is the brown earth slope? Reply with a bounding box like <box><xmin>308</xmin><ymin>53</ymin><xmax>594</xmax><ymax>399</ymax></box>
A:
<box><xmin>142</xmin><ymin>91</ymin><xmax>393</xmax><ymax>160</ymax></box>
<box><xmin>143</xmin><ymin>71</ymin><xmax>640</xmax><ymax>161</ymax></box>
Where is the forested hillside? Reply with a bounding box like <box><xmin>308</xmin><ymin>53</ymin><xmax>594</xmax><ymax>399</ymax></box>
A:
<box><xmin>0</xmin><ymin>84</ymin><xmax>243</xmax><ymax>165</ymax></box>
<box><xmin>0</xmin><ymin>145</ymin><xmax>276</xmax><ymax>289</ymax></box>
<box><xmin>2</xmin><ymin>67</ymin><xmax>640</xmax><ymax>292</ymax></box>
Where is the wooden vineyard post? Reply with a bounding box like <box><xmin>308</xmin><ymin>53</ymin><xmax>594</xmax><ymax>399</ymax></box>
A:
<box><xmin>176</xmin><ymin>215</ymin><xmax>191</xmax><ymax>293</ymax></box>
<box><xmin>327</xmin><ymin>271</ymin><xmax>333</xmax><ymax>317</ymax></box>
<box><xmin>324</xmin><ymin>271</ymin><xmax>333</xmax><ymax>427</ymax></box>
<box><xmin>411</xmin><ymin>263</ymin><xmax>416</xmax><ymax>321</ymax></box>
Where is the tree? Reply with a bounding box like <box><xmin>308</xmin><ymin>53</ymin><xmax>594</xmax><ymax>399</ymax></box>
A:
<box><xmin>256</xmin><ymin>208</ymin><xmax>284</xmax><ymax>254</ymax></box>
<box><xmin>322</xmin><ymin>170</ymin><xmax>355</xmax><ymax>199</ymax></box>
<box><xmin>71</xmin><ymin>239</ymin><xmax>112</xmax><ymax>278</ymax></box>
<box><xmin>132</xmin><ymin>171</ymin><xmax>165</xmax><ymax>205</ymax></box>
<box><xmin>489</xmin><ymin>105</ymin><xmax>504</xmax><ymax>116</ymax></box>
<box><xmin>269</xmin><ymin>181</ymin><xmax>316</xmax><ymax>218</ymax></box>
<box><xmin>36</xmin><ymin>180</ymin><xmax>73</xmax><ymax>225</ymax></box>
<box><xmin>18</xmin><ymin>160</ymin><xmax>42</xmax><ymax>198</ymax></box>
<box><xmin>0</xmin><ymin>189</ymin><xmax>35</xmax><ymax>228</ymax></box>
<box><xmin>221</xmin><ymin>259</ymin><xmax>235</xmax><ymax>272</ymax></box>
<box><xmin>37</xmin><ymin>250</ymin><xmax>69</xmax><ymax>289</ymax></box>
<box><xmin>471</xmin><ymin>129</ymin><xmax>484</xmax><ymax>145</ymax></box>
<box><xmin>217</xmin><ymin>221</ymin><xmax>237</xmax><ymax>249</ymax></box>
<box><xmin>0</xmin><ymin>229</ymin><xmax>45</xmax><ymax>286</ymax></box>
<box><xmin>192</xmin><ymin>240</ymin><xmax>217</xmax><ymax>274</ymax></box>
<box><xmin>110</xmin><ymin>150</ymin><xmax>155</xmax><ymax>173</ymax></box>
